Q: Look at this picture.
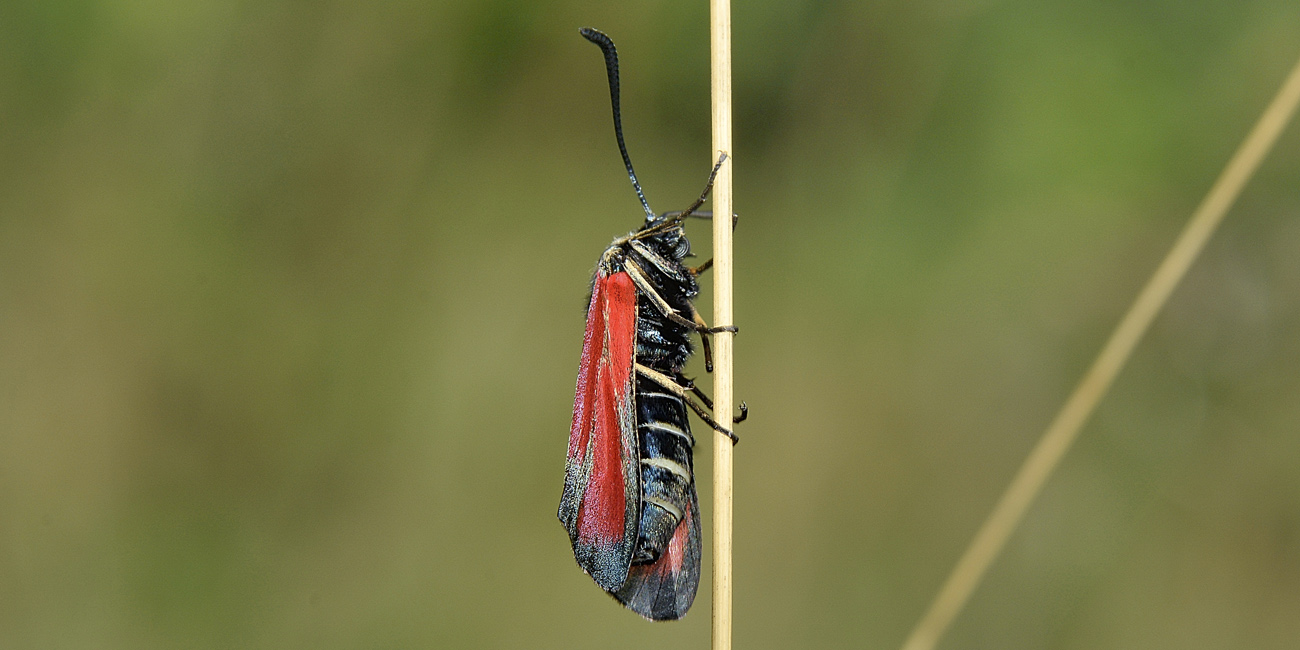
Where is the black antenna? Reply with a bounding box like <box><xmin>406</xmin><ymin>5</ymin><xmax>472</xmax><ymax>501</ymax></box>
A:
<box><xmin>580</xmin><ymin>27</ymin><xmax>654</xmax><ymax>220</ymax></box>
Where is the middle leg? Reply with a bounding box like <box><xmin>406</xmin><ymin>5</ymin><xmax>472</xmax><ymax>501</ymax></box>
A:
<box><xmin>635</xmin><ymin>364</ymin><xmax>739</xmax><ymax>444</ymax></box>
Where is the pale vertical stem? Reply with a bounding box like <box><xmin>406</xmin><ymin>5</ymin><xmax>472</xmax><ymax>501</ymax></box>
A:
<box><xmin>710</xmin><ymin>1</ymin><xmax>734</xmax><ymax>649</ymax></box>
<box><xmin>899</xmin><ymin>52</ymin><xmax>1300</xmax><ymax>650</ymax></box>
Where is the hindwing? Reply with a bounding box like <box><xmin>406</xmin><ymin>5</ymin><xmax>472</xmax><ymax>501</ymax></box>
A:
<box><xmin>614</xmin><ymin>487</ymin><xmax>702</xmax><ymax>620</ymax></box>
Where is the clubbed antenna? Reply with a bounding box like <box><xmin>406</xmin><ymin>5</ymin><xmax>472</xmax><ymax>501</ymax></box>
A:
<box><xmin>580</xmin><ymin>27</ymin><xmax>655</xmax><ymax>220</ymax></box>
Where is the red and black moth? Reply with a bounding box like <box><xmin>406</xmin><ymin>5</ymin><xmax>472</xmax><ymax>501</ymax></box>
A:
<box><xmin>558</xmin><ymin>27</ymin><xmax>746</xmax><ymax>621</ymax></box>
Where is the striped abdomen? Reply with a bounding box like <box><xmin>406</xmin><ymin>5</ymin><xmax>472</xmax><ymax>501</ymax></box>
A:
<box><xmin>632</xmin><ymin>374</ymin><xmax>695</xmax><ymax>563</ymax></box>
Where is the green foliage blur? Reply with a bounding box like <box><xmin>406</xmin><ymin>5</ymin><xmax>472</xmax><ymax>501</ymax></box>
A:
<box><xmin>2</xmin><ymin>1</ymin><xmax>1299</xmax><ymax>648</ymax></box>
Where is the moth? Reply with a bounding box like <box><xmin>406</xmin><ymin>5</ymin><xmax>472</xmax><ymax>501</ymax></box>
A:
<box><xmin>558</xmin><ymin>27</ymin><xmax>745</xmax><ymax>621</ymax></box>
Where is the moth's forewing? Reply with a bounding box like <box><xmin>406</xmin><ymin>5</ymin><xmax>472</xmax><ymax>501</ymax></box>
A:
<box><xmin>559</xmin><ymin>269</ymin><xmax>641</xmax><ymax>592</ymax></box>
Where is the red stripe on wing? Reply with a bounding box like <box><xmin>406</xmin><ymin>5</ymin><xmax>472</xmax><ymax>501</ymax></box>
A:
<box><xmin>559</xmin><ymin>270</ymin><xmax>640</xmax><ymax>592</ymax></box>
<box><xmin>576</xmin><ymin>358</ymin><xmax>628</xmax><ymax>544</ymax></box>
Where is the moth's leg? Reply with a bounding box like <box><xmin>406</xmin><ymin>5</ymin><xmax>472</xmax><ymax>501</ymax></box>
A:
<box><xmin>669</xmin><ymin>153</ymin><xmax>727</xmax><ymax>223</ymax></box>
<box><xmin>687</xmin><ymin>302</ymin><xmax>739</xmax><ymax>374</ymax></box>
<box><xmin>679</xmin><ymin>374</ymin><xmax>748</xmax><ymax>425</ymax></box>
<box><xmin>623</xmin><ymin>259</ymin><xmax>699</xmax><ymax>330</ymax></box>
<box><xmin>687</xmin><ymin>306</ymin><xmax>716</xmax><ymax>373</ymax></box>
<box><xmin>635</xmin><ymin>364</ymin><xmax>739</xmax><ymax>444</ymax></box>
<box><xmin>628</xmin><ymin>239</ymin><xmax>689</xmax><ymax>281</ymax></box>
<box><xmin>690</xmin><ymin>302</ymin><xmax>737</xmax><ymax>336</ymax></box>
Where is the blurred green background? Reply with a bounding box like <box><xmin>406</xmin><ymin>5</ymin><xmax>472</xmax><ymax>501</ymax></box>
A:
<box><xmin>3</xmin><ymin>1</ymin><xmax>1300</xmax><ymax>648</ymax></box>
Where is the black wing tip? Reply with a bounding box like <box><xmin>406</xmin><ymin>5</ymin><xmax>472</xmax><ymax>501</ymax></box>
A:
<box><xmin>615</xmin><ymin>577</ymin><xmax>695</xmax><ymax>621</ymax></box>
<box><xmin>628</xmin><ymin>604</ymin><xmax>688</xmax><ymax>622</ymax></box>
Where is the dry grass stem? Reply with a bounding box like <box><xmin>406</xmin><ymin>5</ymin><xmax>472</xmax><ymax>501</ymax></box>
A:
<box><xmin>898</xmin><ymin>52</ymin><xmax>1300</xmax><ymax>650</ymax></box>
<box><xmin>710</xmin><ymin>1</ymin><xmax>735</xmax><ymax>648</ymax></box>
